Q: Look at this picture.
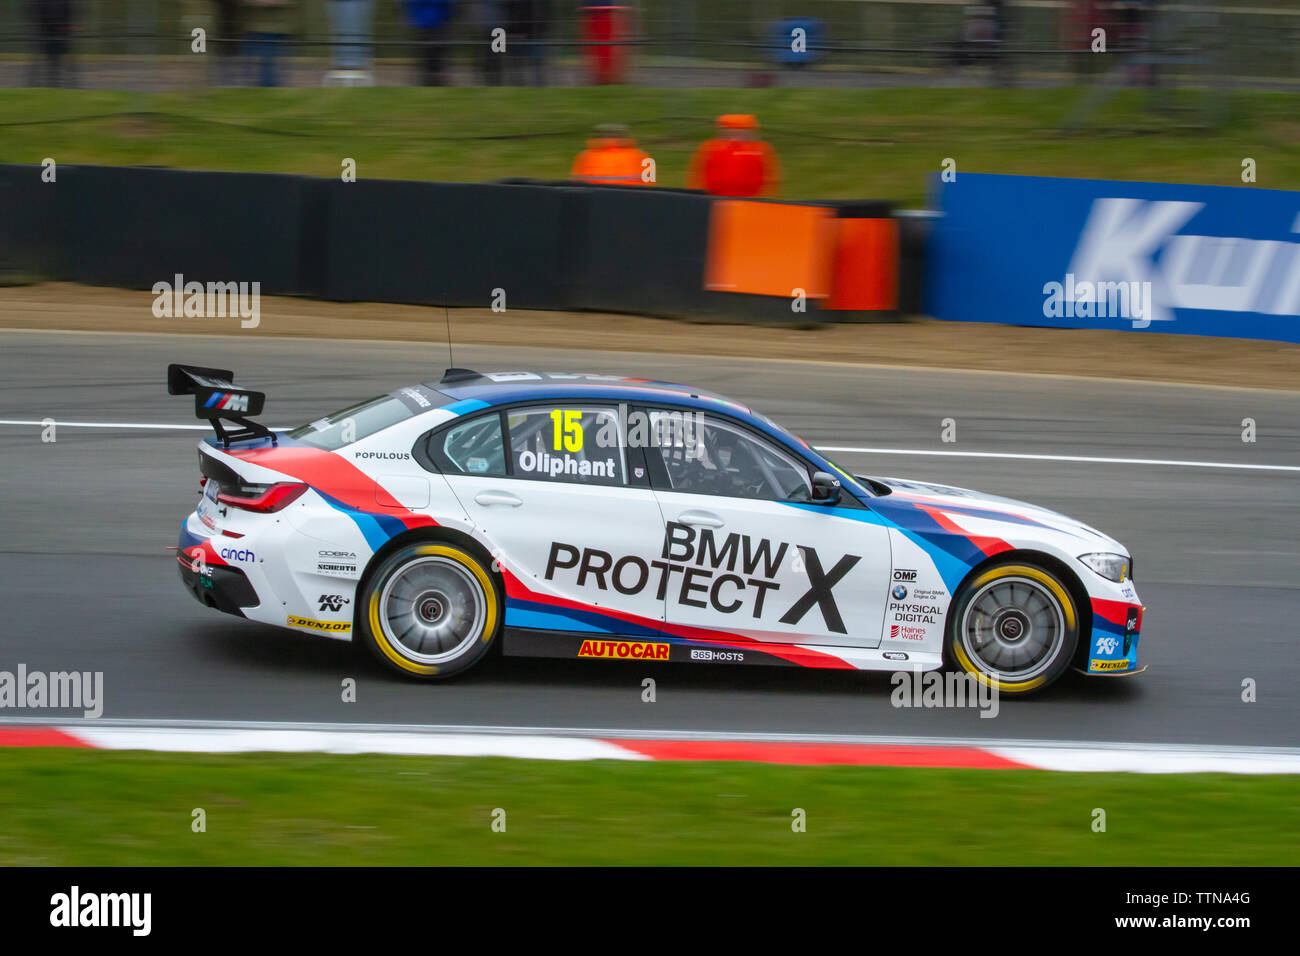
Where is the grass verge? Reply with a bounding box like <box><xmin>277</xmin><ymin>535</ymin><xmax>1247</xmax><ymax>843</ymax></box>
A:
<box><xmin>1</xmin><ymin>87</ymin><xmax>1297</xmax><ymax>204</ymax></box>
<box><xmin>1</xmin><ymin>749</ymin><xmax>1297</xmax><ymax>865</ymax></box>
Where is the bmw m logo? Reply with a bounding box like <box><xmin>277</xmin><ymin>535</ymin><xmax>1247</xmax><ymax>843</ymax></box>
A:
<box><xmin>204</xmin><ymin>391</ymin><xmax>250</xmax><ymax>412</ymax></box>
<box><xmin>891</xmin><ymin>584</ymin><xmax>908</xmax><ymax>600</ymax></box>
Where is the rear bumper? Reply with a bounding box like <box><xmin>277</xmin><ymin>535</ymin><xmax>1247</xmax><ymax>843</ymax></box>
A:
<box><xmin>177</xmin><ymin>561</ymin><xmax>259</xmax><ymax>617</ymax></box>
<box><xmin>176</xmin><ymin>523</ymin><xmax>260</xmax><ymax>617</ymax></box>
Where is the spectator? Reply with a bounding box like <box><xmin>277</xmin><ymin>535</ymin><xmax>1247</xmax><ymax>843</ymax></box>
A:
<box><xmin>401</xmin><ymin>0</ymin><xmax>456</xmax><ymax>86</ymax></box>
<box><xmin>686</xmin><ymin>115</ymin><xmax>780</xmax><ymax>197</ymax></box>
<box><xmin>243</xmin><ymin>0</ymin><xmax>296</xmax><ymax>88</ymax></box>
<box><xmin>212</xmin><ymin>0</ymin><xmax>242</xmax><ymax>87</ymax></box>
<box><xmin>27</xmin><ymin>0</ymin><xmax>77</xmax><ymax>89</ymax></box>
<box><xmin>326</xmin><ymin>0</ymin><xmax>376</xmax><ymax>80</ymax></box>
<box><xmin>473</xmin><ymin>0</ymin><xmax>505</xmax><ymax>86</ymax></box>
<box><xmin>948</xmin><ymin>1</ymin><xmax>1011</xmax><ymax>83</ymax></box>
<box><xmin>505</xmin><ymin>0</ymin><xmax>550</xmax><ymax>86</ymax></box>
<box><xmin>570</xmin><ymin>124</ymin><xmax>652</xmax><ymax>186</ymax></box>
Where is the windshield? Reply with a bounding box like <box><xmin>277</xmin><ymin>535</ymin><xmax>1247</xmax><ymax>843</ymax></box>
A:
<box><xmin>288</xmin><ymin>395</ymin><xmax>418</xmax><ymax>451</ymax></box>
<box><xmin>756</xmin><ymin>410</ymin><xmax>867</xmax><ymax>494</ymax></box>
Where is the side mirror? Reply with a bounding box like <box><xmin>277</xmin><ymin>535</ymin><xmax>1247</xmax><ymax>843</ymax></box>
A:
<box><xmin>811</xmin><ymin>471</ymin><xmax>841</xmax><ymax>504</ymax></box>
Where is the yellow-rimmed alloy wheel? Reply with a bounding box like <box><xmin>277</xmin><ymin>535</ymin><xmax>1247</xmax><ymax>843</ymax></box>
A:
<box><xmin>947</xmin><ymin>562</ymin><xmax>1079</xmax><ymax>695</ymax></box>
<box><xmin>360</xmin><ymin>542</ymin><xmax>500</xmax><ymax>679</ymax></box>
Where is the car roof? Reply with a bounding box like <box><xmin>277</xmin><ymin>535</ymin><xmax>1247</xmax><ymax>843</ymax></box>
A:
<box><xmin>416</xmin><ymin>369</ymin><xmax>832</xmax><ymax>467</ymax></box>
<box><xmin>392</xmin><ymin>367</ymin><xmax>854</xmax><ymax>491</ymax></box>
<box><xmin>425</xmin><ymin>369</ymin><xmax>756</xmax><ymax>417</ymax></box>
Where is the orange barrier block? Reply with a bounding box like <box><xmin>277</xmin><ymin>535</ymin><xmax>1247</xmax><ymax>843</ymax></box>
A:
<box><xmin>704</xmin><ymin>200</ymin><xmax>835</xmax><ymax>300</ymax></box>
<box><xmin>827</xmin><ymin>217</ymin><xmax>899</xmax><ymax>312</ymax></box>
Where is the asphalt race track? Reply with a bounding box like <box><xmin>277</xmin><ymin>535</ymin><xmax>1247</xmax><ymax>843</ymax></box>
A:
<box><xmin>2</xmin><ymin>330</ymin><xmax>1298</xmax><ymax>746</ymax></box>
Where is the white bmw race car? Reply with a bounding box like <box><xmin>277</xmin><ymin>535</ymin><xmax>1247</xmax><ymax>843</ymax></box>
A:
<box><xmin>169</xmin><ymin>364</ymin><xmax>1145</xmax><ymax>695</ymax></box>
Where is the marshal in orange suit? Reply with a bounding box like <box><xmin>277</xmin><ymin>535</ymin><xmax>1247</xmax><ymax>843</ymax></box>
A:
<box><xmin>687</xmin><ymin>114</ymin><xmax>780</xmax><ymax>197</ymax></box>
<box><xmin>570</xmin><ymin>124</ymin><xmax>653</xmax><ymax>186</ymax></box>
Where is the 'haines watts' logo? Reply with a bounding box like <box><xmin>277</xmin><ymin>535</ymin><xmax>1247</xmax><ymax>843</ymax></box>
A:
<box><xmin>890</xmin><ymin>624</ymin><xmax>926</xmax><ymax>641</ymax></box>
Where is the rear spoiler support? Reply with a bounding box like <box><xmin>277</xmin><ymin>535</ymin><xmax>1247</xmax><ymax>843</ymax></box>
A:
<box><xmin>167</xmin><ymin>364</ymin><xmax>277</xmax><ymax>448</ymax></box>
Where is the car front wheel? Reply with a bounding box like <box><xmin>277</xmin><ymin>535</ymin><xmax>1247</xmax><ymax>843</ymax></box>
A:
<box><xmin>947</xmin><ymin>562</ymin><xmax>1079</xmax><ymax>695</ymax></box>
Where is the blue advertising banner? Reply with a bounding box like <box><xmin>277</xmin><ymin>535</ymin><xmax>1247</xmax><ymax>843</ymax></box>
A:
<box><xmin>925</xmin><ymin>174</ymin><xmax>1300</xmax><ymax>343</ymax></box>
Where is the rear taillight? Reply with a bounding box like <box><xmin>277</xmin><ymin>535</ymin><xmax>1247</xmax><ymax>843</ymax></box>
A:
<box><xmin>216</xmin><ymin>481</ymin><xmax>308</xmax><ymax>513</ymax></box>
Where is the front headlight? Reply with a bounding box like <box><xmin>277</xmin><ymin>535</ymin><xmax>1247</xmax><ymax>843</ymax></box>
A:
<box><xmin>1077</xmin><ymin>552</ymin><xmax>1130</xmax><ymax>583</ymax></box>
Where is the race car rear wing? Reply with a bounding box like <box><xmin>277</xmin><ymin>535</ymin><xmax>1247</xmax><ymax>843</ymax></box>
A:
<box><xmin>167</xmin><ymin>363</ymin><xmax>277</xmax><ymax>448</ymax></box>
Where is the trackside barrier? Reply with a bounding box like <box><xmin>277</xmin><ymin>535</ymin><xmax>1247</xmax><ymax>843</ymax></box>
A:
<box><xmin>699</xmin><ymin>196</ymin><xmax>898</xmax><ymax>320</ymax></box>
<box><xmin>0</xmin><ymin>164</ymin><xmax>904</xmax><ymax>324</ymax></box>
<box><xmin>0</xmin><ymin>165</ymin><xmax>306</xmax><ymax>293</ymax></box>
<box><xmin>321</xmin><ymin>180</ymin><xmax>572</xmax><ymax>309</ymax></box>
<box><xmin>926</xmin><ymin>173</ymin><xmax>1300</xmax><ymax>343</ymax></box>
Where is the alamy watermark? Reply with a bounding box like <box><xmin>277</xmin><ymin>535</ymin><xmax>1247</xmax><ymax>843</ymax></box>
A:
<box><xmin>1042</xmin><ymin>274</ymin><xmax>1154</xmax><ymax>329</ymax></box>
<box><xmin>891</xmin><ymin>668</ymin><xmax>999</xmax><ymax>719</ymax></box>
<box><xmin>0</xmin><ymin>664</ymin><xmax>103</xmax><ymax>718</ymax></box>
<box><xmin>50</xmin><ymin>886</ymin><xmax>150</xmax><ymax>936</ymax></box>
<box><xmin>584</xmin><ymin>404</ymin><xmax>706</xmax><ymax>458</ymax></box>
<box><xmin>151</xmin><ymin>273</ymin><xmax>260</xmax><ymax>328</ymax></box>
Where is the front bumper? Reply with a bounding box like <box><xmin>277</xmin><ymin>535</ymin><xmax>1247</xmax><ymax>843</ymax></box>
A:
<box><xmin>1081</xmin><ymin>594</ymin><xmax>1144</xmax><ymax>675</ymax></box>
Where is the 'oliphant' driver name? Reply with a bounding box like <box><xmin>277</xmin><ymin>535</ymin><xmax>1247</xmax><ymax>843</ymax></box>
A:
<box><xmin>517</xmin><ymin>449</ymin><xmax>616</xmax><ymax>479</ymax></box>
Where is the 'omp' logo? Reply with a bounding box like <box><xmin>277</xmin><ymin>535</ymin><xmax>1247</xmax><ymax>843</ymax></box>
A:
<box><xmin>577</xmin><ymin>640</ymin><xmax>669</xmax><ymax>661</ymax></box>
<box><xmin>204</xmin><ymin>391</ymin><xmax>250</xmax><ymax>412</ymax></box>
<box><xmin>287</xmin><ymin>616</ymin><xmax>351</xmax><ymax>633</ymax></box>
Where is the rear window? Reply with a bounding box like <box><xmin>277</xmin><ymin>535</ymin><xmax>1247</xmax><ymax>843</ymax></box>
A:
<box><xmin>436</xmin><ymin>414</ymin><xmax>508</xmax><ymax>476</ymax></box>
<box><xmin>288</xmin><ymin>395</ymin><xmax>419</xmax><ymax>451</ymax></box>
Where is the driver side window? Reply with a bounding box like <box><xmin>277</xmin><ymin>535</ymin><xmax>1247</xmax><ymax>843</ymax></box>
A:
<box><xmin>646</xmin><ymin>411</ymin><xmax>811</xmax><ymax>502</ymax></box>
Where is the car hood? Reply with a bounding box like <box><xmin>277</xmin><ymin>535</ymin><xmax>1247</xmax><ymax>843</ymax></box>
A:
<box><xmin>858</xmin><ymin>474</ymin><xmax>1126</xmax><ymax>552</ymax></box>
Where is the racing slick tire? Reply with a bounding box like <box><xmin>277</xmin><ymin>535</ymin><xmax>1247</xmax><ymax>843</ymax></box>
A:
<box><xmin>359</xmin><ymin>541</ymin><xmax>501</xmax><ymax>679</ymax></box>
<box><xmin>946</xmin><ymin>561</ymin><xmax>1079</xmax><ymax>696</ymax></box>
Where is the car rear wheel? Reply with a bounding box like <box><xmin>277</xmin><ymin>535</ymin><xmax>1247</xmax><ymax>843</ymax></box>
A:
<box><xmin>947</xmin><ymin>562</ymin><xmax>1078</xmax><ymax>695</ymax></box>
<box><xmin>360</xmin><ymin>542</ymin><xmax>500</xmax><ymax>679</ymax></box>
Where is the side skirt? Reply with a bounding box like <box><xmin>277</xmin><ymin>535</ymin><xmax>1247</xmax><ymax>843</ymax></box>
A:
<box><xmin>502</xmin><ymin>627</ymin><xmax>943</xmax><ymax>672</ymax></box>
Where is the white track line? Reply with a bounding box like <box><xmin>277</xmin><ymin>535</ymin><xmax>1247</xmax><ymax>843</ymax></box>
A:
<box><xmin>819</xmin><ymin>446</ymin><xmax>1300</xmax><ymax>473</ymax></box>
<box><xmin>0</xmin><ymin>420</ymin><xmax>288</xmax><ymax>431</ymax></box>
<box><xmin>68</xmin><ymin>726</ymin><xmax>646</xmax><ymax>761</ymax></box>
<box><xmin>1</xmin><ymin>420</ymin><xmax>1296</xmax><ymax>473</ymax></box>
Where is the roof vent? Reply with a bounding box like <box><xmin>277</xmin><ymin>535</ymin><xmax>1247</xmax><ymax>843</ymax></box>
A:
<box><xmin>440</xmin><ymin>368</ymin><xmax>481</xmax><ymax>384</ymax></box>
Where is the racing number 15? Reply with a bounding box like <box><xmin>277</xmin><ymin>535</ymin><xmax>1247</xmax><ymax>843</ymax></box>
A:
<box><xmin>550</xmin><ymin>409</ymin><xmax>583</xmax><ymax>452</ymax></box>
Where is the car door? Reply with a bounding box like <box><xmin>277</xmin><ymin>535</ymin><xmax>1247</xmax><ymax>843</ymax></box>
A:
<box><xmin>430</xmin><ymin>402</ymin><xmax>667</xmax><ymax>637</ymax></box>
<box><xmin>641</xmin><ymin>407</ymin><xmax>891</xmax><ymax>648</ymax></box>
